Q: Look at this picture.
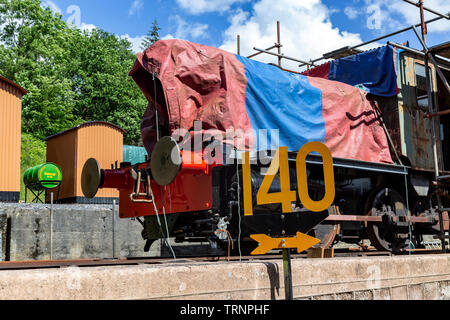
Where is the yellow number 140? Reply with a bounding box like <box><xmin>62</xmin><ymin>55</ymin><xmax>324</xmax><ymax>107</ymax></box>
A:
<box><xmin>242</xmin><ymin>142</ymin><xmax>335</xmax><ymax>215</ymax></box>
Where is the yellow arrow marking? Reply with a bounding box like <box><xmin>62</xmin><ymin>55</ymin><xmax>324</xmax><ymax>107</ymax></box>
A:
<box><xmin>250</xmin><ymin>232</ymin><xmax>320</xmax><ymax>255</ymax></box>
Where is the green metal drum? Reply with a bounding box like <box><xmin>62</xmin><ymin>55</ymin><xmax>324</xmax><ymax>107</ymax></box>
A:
<box><xmin>23</xmin><ymin>163</ymin><xmax>62</xmax><ymax>190</ymax></box>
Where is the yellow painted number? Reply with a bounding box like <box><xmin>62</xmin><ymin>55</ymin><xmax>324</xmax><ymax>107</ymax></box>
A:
<box><xmin>242</xmin><ymin>151</ymin><xmax>253</xmax><ymax>216</ymax></box>
<box><xmin>242</xmin><ymin>143</ymin><xmax>335</xmax><ymax>215</ymax></box>
<box><xmin>296</xmin><ymin>142</ymin><xmax>335</xmax><ymax>212</ymax></box>
<box><xmin>256</xmin><ymin>147</ymin><xmax>296</xmax><ymax>213</ymax></box>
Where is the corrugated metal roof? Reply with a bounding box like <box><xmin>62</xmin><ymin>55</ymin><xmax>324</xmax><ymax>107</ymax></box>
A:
<box><xmin>45</xmin><ymin>121</ymin><xmax>126</xmax><ymax>141</ymax></box>
<box><xmin>0</xmin><ymin>75</ymin><xmax>28</xmax><ymax>95</ymax></box>
<box><xmin>429</xmin><ymin>41</ymin><xmax>450</xmax><ymax>59</ymax></box>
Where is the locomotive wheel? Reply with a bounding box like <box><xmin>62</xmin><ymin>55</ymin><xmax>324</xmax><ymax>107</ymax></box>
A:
<box><xmin>365</xmin><ymin>187</ymin><xmax>408</xmax><ymax>252</ymax></box>
<box><xmin>309</xmin><ymin>207</ymin><xmax>340</xmax><ymax>248</ymax></box>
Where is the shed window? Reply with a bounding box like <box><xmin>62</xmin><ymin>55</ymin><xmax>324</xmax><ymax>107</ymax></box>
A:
<box><xmin>415</xmin><ymin>63</ymin><xmax>432</xmax><ymax>110</ymax></box>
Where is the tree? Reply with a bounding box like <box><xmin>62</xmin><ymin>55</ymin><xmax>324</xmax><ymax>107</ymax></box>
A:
<box><xmin>20</xmin><ymin>132</ymin><xmax>46</xmax><ymax>201</ymax></box>
<box><xmin>141</xmin><ymin>19</ymin><xmax>160</xmax><ymax>50</ymax></box>
<box><xmin>0</xmin><ymin>0</ymin><xmax>148</xmax><ymax>144</ymax></box>
<box><xmin>0</xmin><ymin>0</ymin><xmax>80</xmax><ymax>136</ymax></box>
<box><xmin>64</xmin><ymin>28</ymin><xmax>147</xmax><ymax>144</ymax></box>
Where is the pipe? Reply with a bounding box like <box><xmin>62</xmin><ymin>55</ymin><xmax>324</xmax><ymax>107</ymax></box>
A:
<box><xmin>253</xmin><ymin>47</ymin><xmax>313</xmax><ymax>66</ymax></box>
<box><xmin>403</xmin><ymin>0</ymin><xmax>449</xmax><ymax>20</ymax></box>
<box><xmin>50</xmin><ymin>192</ymin><xmax>53</xmax><ymax>260</ymax></box>
<box><xmin>419</xmin><ymin>0</ymin><xmax>428</xmax><ymax>37</ymax></box>
<box><xmin>247</xmin><ymin>44</ymin><xmax>280</xmax><ymax>59</ymax></box>
<box><xmin>277</xmin><ymin>21</ymin><xmax>282</xmax><ymax>68</ymax></box>
<box><xmin>425</xmin><ymin>109</ymin><xmax>450</xmax><ymax>118</ymax></box>
<box><xmin>237</xmin><ymin>35</ymin><xmax>240</xmax><ymax>55</ymax></box>
<box><xmin>112</xmin><ymin>199</ymin><xmax>116</xmax><ymax>259</ymax></box>
<box><xmin>385</xmin><ymin>40</ymin><xmax>449</xmax><ymax>71</ymax></box>
<box><xmin>386</xmin><ymin>41</ymin><xmax>425</xmax><ymax>56</ymax></box>
<box><xmin>412</xmin><ymin>25</ymin><xmax>428</xmax><ymax>51</ymax></box>
<box><xmin>101</xmin><ymin>169</ymin><xmax>132</xmax><ymax>190</ymax></box>
<box><xmin>428</xmin><ymin>53</ymin><xmax>450</xmax><ymax>95</ymax></box>
<box><xmin>299</xmin><ymin>15</ymin><xmax>446</xmax><ymax>67</ymax></box>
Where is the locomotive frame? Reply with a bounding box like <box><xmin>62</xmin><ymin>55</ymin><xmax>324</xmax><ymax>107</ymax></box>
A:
<box><xmin>81</xmin><ymin>11</ymin><xmax>450</xmax><ymax>255</ymax></box>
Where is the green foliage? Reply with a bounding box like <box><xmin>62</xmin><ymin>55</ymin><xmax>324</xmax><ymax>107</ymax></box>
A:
<box><xmin>64</xmin><ymin>28</ymin><xmax>147</xmax><ymax>144</ymax></box>
<box><xmin>20</xmin><ymin>133</ymin><xmax>46</xmax><ymax>201</ymax></box>
<box><xmin>141</xmin><ymin>19</ymin><xmax>161</xmax><ymax>50</ymax></box>
<box><xmin>0</xmin><ymin>0</ymin><xmax>148</xmax><ymax>145</ymax></box>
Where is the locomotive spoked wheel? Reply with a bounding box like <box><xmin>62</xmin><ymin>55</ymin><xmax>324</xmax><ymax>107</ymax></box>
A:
<box><xmin>365</xmin><ymin>187</ymin><xmax>408</xmax><ymax>252</ymax></box>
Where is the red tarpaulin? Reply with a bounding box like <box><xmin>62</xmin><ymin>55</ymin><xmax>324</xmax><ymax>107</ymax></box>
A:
<box><xmin>130</xmin><ymin>40</ymin><xmax>392</xmax><ymax>164</ymax></box>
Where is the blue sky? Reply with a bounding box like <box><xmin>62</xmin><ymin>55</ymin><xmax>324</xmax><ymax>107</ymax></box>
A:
<box><xmin>42</xmin><ymin>0</ymin><xmax>449</xmax><ymax>70</ymax></box>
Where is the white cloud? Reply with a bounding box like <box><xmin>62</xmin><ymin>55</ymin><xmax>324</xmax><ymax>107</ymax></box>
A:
<box><xmin>41</xmin><ymin>0</ymin><xmax>62</xmax><ymax>15</ymax></box>
<box><xmin>220</xmin><ymin>0</ymin><xmax>365</xmax><ymax>71</ymax></box>
<box><xmin>161</xmin><ymin>34</ymin><xmax>175</xmax><ymax>40</ymax></box>
<box><xmin>175</xmin><ymin>0</ymin><xmax>249</xmax><ymax>15</ymax></box>
<box><xmin>344</xmin><ymin>6</ymin><xmax>360</xmax><ymax>20</ymax></box>
<box><xmin>120</xmin><ymin>34</ymin><xmax>146</xmax><ymax>53</ymax></box>
<box><xmin>365</xmin><ymin>0</ymin><xmax>450</xmax><ymax>33</ymax></box>
<box><xmin>129</xmin><ymin>0</ymin><xmax>144</xmax><ymax>16</ymax></box>
<box><xmin>120</xmin><ymin>34</ymin><xmax>177</xmax><ymax>54</ymax></box>
<box><xmin>81</xmin><ymin>23</ymin><xmax>97</xmax><ymax>32</ymax></box>
<box><xmin>390</xmin><ymin>0</ymin><xmax>450</xmax><ymax>32</ymax></box>
<box><xmin>41</xmin><ymin>2</ymin><xmax>98</xmax><ymax>33</ymax></box>
<box><xmin>169</xmin><ymin>15</ymin><xmax>209</xmax><ymax>40</ymax></box>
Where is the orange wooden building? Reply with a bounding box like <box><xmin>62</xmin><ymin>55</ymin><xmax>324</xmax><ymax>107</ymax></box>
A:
<box><xmin>46</xmin><ymin>121</ymin><xmax>125</xmax><ymax>204</ymax></box>
<box><xmin>0</xmin><ymin>75</ymin><xmax>27</xmax><ymax>202</ymax></box>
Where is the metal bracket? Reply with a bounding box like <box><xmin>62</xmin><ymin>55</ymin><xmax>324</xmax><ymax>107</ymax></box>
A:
<box><xmin>129</xmin><ymin>169</ymin><xmax>154</xmax><ymax>203</ymax></box>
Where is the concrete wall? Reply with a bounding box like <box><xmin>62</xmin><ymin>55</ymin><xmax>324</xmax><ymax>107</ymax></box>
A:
<box><xmin>0</xmin><ymin>203</ymin><xmax>156</xmax><ymax>261</ymax></box>
<box><xmin>0</xmin><ymin>254</ymin><xmax>448</xmax><ymax>300</ymax></box>
<box><xmin>0</xmin><ymin>212</ymin><xmax>6</xmax><ymax>261</ymax></box>
<box><xmin>0</xmin><ymin>203</ymin><xmax>224</xmax><ymax>261</ymax></box>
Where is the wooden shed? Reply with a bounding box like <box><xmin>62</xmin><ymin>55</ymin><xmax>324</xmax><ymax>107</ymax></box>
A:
<box><xmin>46</xmin><ymin>121</ymin><xmax>125</xmax><ymax>204</ymax></box>
<box><xmin>0</xmin><ymin>75</ymin><xmax>27</xmax><ymax>202</ymax></box>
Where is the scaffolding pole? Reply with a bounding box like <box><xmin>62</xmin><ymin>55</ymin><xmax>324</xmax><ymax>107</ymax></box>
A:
<box><xmin>402</xmin><ymin>0</ymin><xmax>450</xmax><ymax>21</ymax></box>
<box><xmin>298</xmin><ymin>15</ymin><xmax>446</xmax><ymax>68</ymax></box>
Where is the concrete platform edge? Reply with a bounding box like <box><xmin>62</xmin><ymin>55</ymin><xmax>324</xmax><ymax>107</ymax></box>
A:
<box><xmin>0</xmin><ymin>254</ymin><xmax>449</xmax><ymax>300</ymax></box>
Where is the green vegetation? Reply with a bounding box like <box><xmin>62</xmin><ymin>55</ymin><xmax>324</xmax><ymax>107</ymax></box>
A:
<box><xmin>20</xmin><ymin>133</ymin><xmax>46</xmax><ymax>201</ymax></box>
<box><xmin>0</xmin><ymin>0</ymin><xmax>153</xmax><ymax>145</ymax></box>
<box><xmin>141</xmin><ymin>19</ymin><xmax>161</xmax><ymax>50</ymax></box>
<box><xmin>0</xmin><ymin>0</ymin><xmax>164</xmax><ymax>202</ymax></box>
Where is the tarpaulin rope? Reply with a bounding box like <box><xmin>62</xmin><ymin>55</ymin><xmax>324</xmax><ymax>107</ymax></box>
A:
<box><xmin>152</xmin><ymin>72</ymin><xmax>160</xmax><ymax>142</ymax></box>
<box><xmin>151</xmin><ymin>71</ymin><xmax>176</xmax><ymax>259</ymax></box>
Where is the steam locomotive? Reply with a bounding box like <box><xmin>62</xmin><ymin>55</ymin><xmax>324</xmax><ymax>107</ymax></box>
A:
<box><xmin>81</xmin><ymin>40</ymin><xmax>449</xmax><ymax>254</ymax></box>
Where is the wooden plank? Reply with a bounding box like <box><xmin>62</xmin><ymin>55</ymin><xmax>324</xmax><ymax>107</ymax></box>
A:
<box><xmin>307</xmin><ymin>247</ymin><xmax>335</xmax><ymax>258</ymax></box>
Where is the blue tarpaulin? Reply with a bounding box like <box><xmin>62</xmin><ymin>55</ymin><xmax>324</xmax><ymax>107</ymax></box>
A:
<box><xmin>303</xmin><ymin>46</ymin><xmax>399</xmax><ymax>97</ymax></box>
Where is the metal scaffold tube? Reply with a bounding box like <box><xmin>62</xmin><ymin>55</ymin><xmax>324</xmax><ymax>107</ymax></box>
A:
<box><xmin>402</xmin><ymin>0</ymin><xmax>450</xmax><ymax>21</ymax></box>
<box><xmin>298</xmin><ymin>15</ymin><xmax>446</xmax><ymax>68</ymax></box>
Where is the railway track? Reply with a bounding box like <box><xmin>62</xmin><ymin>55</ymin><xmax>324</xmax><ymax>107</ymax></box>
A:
<box><xmin>0</xmin><ymin>247</ymin><xmax>446</xmax><ymax>271</ymax></box>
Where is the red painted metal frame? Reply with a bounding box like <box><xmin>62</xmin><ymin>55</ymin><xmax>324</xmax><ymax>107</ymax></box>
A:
<box><xmin>118</xmin><ymin>165</ymin><xmax>213</xmax><ymax>219</ymax></box>
<box><xmin>98</xmin><ymin>150</ymin><xmax>216</xmax><ymax>219</ymax></box>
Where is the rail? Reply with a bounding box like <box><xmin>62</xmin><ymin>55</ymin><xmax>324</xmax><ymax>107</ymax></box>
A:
<box><xmin>1</xmin><ymin>247</ymin><xmax>448</xmax><ymax>271</ymax></box>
